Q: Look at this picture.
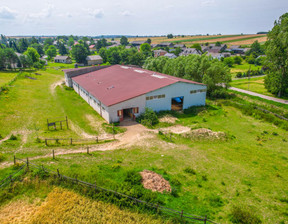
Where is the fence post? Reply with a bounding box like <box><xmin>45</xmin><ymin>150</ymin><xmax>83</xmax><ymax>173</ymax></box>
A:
<box><xmin>26</xmin><ymin>158</ymin><xmax>29</xmax><ymax>169</ymax></box>
<box><xmin>66</xmin><ymin>116</ymin><xmax>69</xmax><ymax>129</ymax></box>
<box><xmin>57</xmin><ymin>169</ymin><xmax>60</xmax><ymax>178</ymax></box>
<box><xmin>45</xmin><ymin>139</ymin><xmax>47</xmax><ymax>146</ymax></box>
<box><xmin>53</xmin><ymin>150</ymin><xmax>55</xmax><ymax>159</ymax></box>
<box><xmin>47</xmin><ymin>119</ymin><xmax>49</xmax><ymax>130</ymax></box>
<box><xmin>180</xmin><ymin>210</ymin><xmax>183</xmax><ymax>219</ymax></box>
<box><xmin>96</xmin><ymin>136</ymin><xmax>98</xmax><ymax>143</ymax></box>
<box><xmin>13</xmin><ymin>155</ymin><xmax>16</xmax><ymax>165</ymax></box>
<box><xmin>170</xmin><ymin>133</ymin><xmax>172</xmax><ymax>141</ymax></box>
<box><xmin>204</xmin><ymin>215</ymin><xmax>207</xmax><ymax>224</ymax></box>
<box><xmin>87</xmin><ymin>147</ymin><xmax>89</xmax><ymax>154</ymax></box>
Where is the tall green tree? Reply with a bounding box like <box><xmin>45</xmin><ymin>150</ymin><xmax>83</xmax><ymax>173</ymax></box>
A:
<box><xmin>45</xmin><ymin>45</ymin><xmax>57</xmax><ymax>60</ymax></box>
<box><xmin>120</xmin><ymin>36</ymin><xmax>129</xmax><ymax>46</ymax></box>
<box><xmin>264</xmin><ymin>13</ymin><xmax>288</xmax><ymax>97</ymax></box>
<box><xmin>31</xmin><ymin>43</ymin><xmax>44</xmax><ymax>56</ymax></box>
<box><xmin>58</xmin><ymin>42</ymin><xmax>68</xmax><ymax>55</ymax></box>
<box><xmin>71</xmin><ymin>44</ymin><xmax>89</xmax><ymax>63</ymax></box>
<box><xmin>24</xmin><ymin>47</ymin><xmax>40</xmax><ymax>63</ymax></box>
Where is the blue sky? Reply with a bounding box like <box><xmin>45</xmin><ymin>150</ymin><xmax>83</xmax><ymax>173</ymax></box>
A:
<box><xmin>0</xmin><ymin>0</ymin><xmax>287</xmax><ymax>36</ymax></box>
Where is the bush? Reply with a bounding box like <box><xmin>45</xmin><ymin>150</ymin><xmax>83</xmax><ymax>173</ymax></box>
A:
<box><xmin>124</xmin><ymin>170</ymin><xmax>142</xmax><ymax>185</ymax></box>
<box><xmin>9</xmin><ymin>134</ymin><xmax>17</xmax><ymax>140</ymax></box>
<box><xmin>209</xmin><ymin>88</ymin><xmax>231</xmax><ymax>99</ymax></box>
<box><xmin>183</xmin><ymin>167</ymin><xmax>196</xmax><ymax>175</ymax></box>
<box><xmin>136</xmin><ymin>108</ymin><xmax>159</xmax><ymax>127</ymax></box>
<box><xmin>231</xmin><ymin>206</ymin><xmax>262</xmax><ymax>224</ymax></box>
<box><xmin>236</xmin><ymin>72</ymin><xmax>243</xmax><ymax>78</ymax></box>
<box><xmin>0</xmin><ymin>153</ymin><xmax>5</xmax><ymax>162</ymax></box>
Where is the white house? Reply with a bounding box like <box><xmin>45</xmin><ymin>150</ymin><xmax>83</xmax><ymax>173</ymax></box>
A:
<box><xmin>54</xmin><ymin>56</ymin><xmax>72</xmax><ymax>64</ymax></box>
<box><xmin>64</xmin><ymin>65</ymin><xmax>206</xmax><ymax>123</ymax></box>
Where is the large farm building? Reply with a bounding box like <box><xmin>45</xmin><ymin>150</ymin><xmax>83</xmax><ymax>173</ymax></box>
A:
<box><xmin>64</xmin><ymin>65</ymin><xmax>207</xmax><ymax>123</ymax></box>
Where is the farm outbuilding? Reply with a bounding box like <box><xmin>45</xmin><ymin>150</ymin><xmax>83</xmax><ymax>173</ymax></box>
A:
<box><xmin>64</xmin><ymin>65</ymin><xmax>206</xmax><ymax>123</ymax></box>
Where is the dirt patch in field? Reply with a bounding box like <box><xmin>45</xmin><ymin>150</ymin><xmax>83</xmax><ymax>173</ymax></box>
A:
<box><xmin>0</xmin><ymin>199</ymin><xmax>40</xmax><ymax>224</ymax></box>
<box><xmin>50</xmin><ymin>79</ymin><xmax>64</xmax><ymax>95</ymax></box>
<box><xmin>159</xmin><ymin>125</ymin><xmax>191</xmax><ymax>134</ymax></box>
<box><xmin>159</xmin><ymin>115</ymin><xmax>179</xmax><ymax>124</ymax></box>
<box><xmin>184</xmin><ymin>128</ymin><xmax>226</xmax><ymax>140</ymax></box>
<box><xmin>140</xmin><ymin>170</ymin><xmax>171</xmax><ymax>193</ymax></box>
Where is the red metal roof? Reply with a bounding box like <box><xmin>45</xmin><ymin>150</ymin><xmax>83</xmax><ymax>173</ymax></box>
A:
<box><xmin>72</xmin><ymin>65</ymin><xmax>204</xmax><ymax>107</ymax></box>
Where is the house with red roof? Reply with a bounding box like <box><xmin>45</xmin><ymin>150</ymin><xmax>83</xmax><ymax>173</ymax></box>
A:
<box><xmin>64</xmin><ymin>65</ymin><xmax>206</xmax><ymax>123</ymax></box>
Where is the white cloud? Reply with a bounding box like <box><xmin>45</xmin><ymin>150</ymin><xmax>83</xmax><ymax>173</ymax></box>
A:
<box><xmin>85</xmin><ymin>8</ymin><xmax>104</xmax><ymax>18</ymax></box>
<box><xmin>58</xmin><ymin>12</ymin><xmax>73</xmax><ymax>18</ymax></box>
<box><xmin>201</xmin><ymin>0</ymin><xmax>215</xmax><ymax>7</ymax></box>
<box><xmin>120</xmin><ymin>10</ymin><xmax>133</xmax><ymax>17</ymax></box>
<box><xmin>0</xmin><ymin>6</ymin><xmax>17</xmax><ymax>19</ymax></box>
<box><xmin>27</xmin><ymin>4</ymin><xmax>54</xmax><ymax>19</ymax></box>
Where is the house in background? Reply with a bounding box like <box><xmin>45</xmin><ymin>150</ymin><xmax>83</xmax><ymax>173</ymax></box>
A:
<box><xmin>89</xmin><ymin>45</ymin><xmax>96</xmax><ymax>51</ymax></box>
<box><xmin>64</xmin><ymin>65</ymin><xmax>206</xmax><ymax>123</ymax></box>
<box><xmin>158</xmin><ymin>42</ymin><xmax>174</xmax><ymax>48</ymax></box>
<box><xmin>179</xmin><ymin>48</ymin><xmax>201</xmax><ymax>56</ymax></box>
<box><xmin>164</xmin><ymin>53</ymin><xmax>177</xmax><ymax>59</ymax></box>
<box><xmin>86</xmin><ymin>55</ymin><xmax>103</xmax><ymax>66</ymax></box>
<box><xmin>153</xmin><ymin>49</ymin><xmax>167</xmax><ymax>57</ymax></box>
<box><xmin>131</xmin><ymin>41</ymin><xmax>147</xmax><ymax>47</ymax></box>
<box><xmin>54</xmin><ymin>56</ymin><xmax>72</xmax><ymax>64</ymax></box>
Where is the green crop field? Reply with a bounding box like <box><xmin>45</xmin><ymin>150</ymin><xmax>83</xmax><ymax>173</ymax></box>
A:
<box><xmin>231</xmin><ymin>77</ymin><xmax>275</xmax><ymax>96</ymax></box>
<box><xmin>0</xmin><ymin>64</ymin><xmax>288</xmax><ymax>223</ymax></box>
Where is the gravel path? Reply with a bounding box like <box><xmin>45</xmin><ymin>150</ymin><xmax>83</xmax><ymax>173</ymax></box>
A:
<box><xmin>230</xmin><ymin>87</ymin><xmax>288</xmax><ymax>105</ymax></box>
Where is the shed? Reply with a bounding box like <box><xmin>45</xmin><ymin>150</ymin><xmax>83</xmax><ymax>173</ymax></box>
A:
<box><xmin>64</xmin><ymin>65</ymin><xmax>206</xmax><ymax>123</ymax></box>
<box><xmin>86</xmin><ymin>55</ymin><xmax>103</xmax><ymax>66</ymax></box>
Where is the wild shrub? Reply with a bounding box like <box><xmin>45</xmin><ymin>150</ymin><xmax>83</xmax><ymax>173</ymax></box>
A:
<box><xmin>9</xmin><ymin>134</ymin><xmax>17</xmax><ymax>140</ymax></box>
<box><xmin>230</xmin><ymin>205</ymin><xmax>262</xmax><ymax>224</ymax></box>
<box><xmin>136</xmin><ymin>108</ymin><xmax>159</xmax><ymax>128</ymax></box>
<box><xmin>0</xmin><ymin>153</ymin><xmax>5</xmax><ymax>162</ymax></box>
<box><xmin>183</xmin><ymin>167</ymin><xmax>196</xmax><ymax>175</ymax></box>
<box><xmin>124</xmin><ymin>170</ymin><xmax>142</xmax><ymax>185</ymax></box>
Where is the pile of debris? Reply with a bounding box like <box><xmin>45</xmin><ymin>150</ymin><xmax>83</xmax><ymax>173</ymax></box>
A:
<box><xmin>183</xmin><ymin>128</ymin><xmax>226</xmax><ymax>140</ymax></box>
<box><xmin>140</xmin><ymin>170</ymin><xmax>171</xmax><ymax>193</ymax></box>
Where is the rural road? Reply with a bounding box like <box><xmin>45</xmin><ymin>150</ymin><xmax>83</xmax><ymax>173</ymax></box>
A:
<box><xmin>229</xmin><ymin>87</ymin><xmax>288</xmax><ymax>105</ymax></box>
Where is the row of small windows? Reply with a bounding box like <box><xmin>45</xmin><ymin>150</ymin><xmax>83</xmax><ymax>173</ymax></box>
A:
<box><xmin>190</xmin><ymin>89</ymin><xmax>206</xmax><ymax>94</ymax></box>
<box><xmin>146</xmin><ymin>94</ymin><xmax>165</xmax><ymax>100</ymax></box>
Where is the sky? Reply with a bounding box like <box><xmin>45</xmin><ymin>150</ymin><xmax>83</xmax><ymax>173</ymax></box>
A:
<box><xmin>0</xmin><ymin>0</ymin><xmax>287</xmax><ymax>36</ymax></box>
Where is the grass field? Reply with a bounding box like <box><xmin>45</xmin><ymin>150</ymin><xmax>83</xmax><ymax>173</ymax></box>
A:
<box><xmin>0</xmin><ymin>71</ymin><xmax>19</xmax><ymax>86</ymax></box>
<box><xmin>230</xmin><ymin>77</ymin><xmax>274</xmax><ymax>96</ymax></box>
<box><xmin>1</xmin><ymin>64</ymin><xmax>288</xmax><ymax>223</ymax></box>
<box><xmin>0</xmin><ymin>64</ymin><xmax>113</xmax><ymax>161</ymax></box>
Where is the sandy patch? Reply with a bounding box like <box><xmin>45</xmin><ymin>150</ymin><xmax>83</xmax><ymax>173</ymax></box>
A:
<box><xmin>140</xmin><ymin>170</ymin><xmax>171</xmax><ymax>193</ymax></box>
<box><xmin>159</xmin><ymin>125</ymin><xmax>191</xmax><ymax>134</ymax></box>
<box><xmin>159</xmin><ymin>115</ymin><xmax>179</xmax><ymax>124</ymax></box>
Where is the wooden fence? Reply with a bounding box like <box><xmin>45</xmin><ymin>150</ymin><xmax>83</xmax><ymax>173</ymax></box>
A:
<box><xmin>44</xmin><ymin>135</ymin><xmax>115</xmax><ymax>146</ymax></box>
<box><xmin>0</xmin><ymin>157</ymin><xmax>218</xmax><ymax>224</ymax></box>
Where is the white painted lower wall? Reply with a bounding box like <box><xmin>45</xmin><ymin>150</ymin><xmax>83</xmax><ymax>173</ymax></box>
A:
<box><xmin>108</xmin><ymin>95</ymin><xmax>146</xmax><ymax>123</ymax></box>
<box><xmin>145</xmin><ymin>82</ymin><xmax>206</xmax><ymax>111</ymax></box>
